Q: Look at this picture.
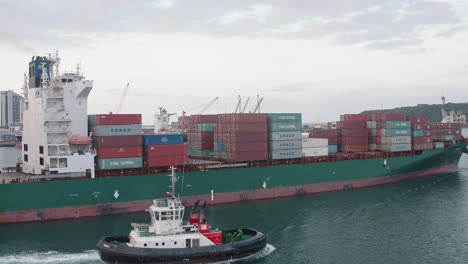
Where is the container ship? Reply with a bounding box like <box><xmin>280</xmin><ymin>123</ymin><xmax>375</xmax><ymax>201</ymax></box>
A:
<box><xmin>0</xmin><ymin>55</ymin><xmax>467</xmax><ymax>224</ymax></box>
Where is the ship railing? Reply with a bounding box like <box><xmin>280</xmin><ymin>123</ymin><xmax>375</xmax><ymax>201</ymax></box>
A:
<box><xmin>131</xmin><ymin>223</ymin><xmax>150</xmax><ymax>233</ymax></box>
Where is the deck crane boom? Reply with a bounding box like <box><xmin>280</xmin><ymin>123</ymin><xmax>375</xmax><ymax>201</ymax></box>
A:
<box><xmin>116</xmin><ymin>83</ymin><xmax>130</xmax><ymax>114</ymax></box>
<box><xmin>197</xmin><ymin>97</ymin><xmax>219</xmax><ymax>115</ymax></box>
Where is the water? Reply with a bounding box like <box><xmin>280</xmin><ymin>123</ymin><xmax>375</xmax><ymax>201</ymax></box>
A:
<box><xmin>0</xmin><ymin>130</ymin><xmax>467</xmax><ymax>264</ymax></box>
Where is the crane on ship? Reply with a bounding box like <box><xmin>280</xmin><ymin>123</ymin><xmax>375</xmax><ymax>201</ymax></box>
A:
<box><xmin>115</xmin><ymin>83</ymin><xmax>130</xmax><ymax>114</ymax></box>
<box><xmin>180</xmin><ymin>97</ymin><xmax>219</xmax><ymax>133</ymax></box>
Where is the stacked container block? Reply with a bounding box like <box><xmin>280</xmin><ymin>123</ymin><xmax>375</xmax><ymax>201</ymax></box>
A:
<box><xmin>368</xmin><ymin>113</ymin><xmax>411</xmax><ymax>152</ymax></box>
<box><xmin>408</xmin><ymin>116</ymin><xmax>433</xmax><ymax>150</ymax></box>
<box><xmin>187</xmin><ymin>115</ymin><xmax>217</xmax><ymax>158</ymax></box>
<box><xmin>429</xmin><ymin>122</ymin><xmax>463</xmax><ymax>146</ymax></box>
<box><xmin>143</xmin><ymin>134</ymin><xmax>187</xmax><ymax>167</ymax></box>
<box><xmin>340</xmin><ymin>114</ymin><xmax>369</xmax><ymax>152</ymax></box>
<box><xmin>88</xmin><ymin>114</ymin><xmax>143</xmax><ymax>170</ymax></box>
<box><xmin>268</xmin><ymin>113</ymin><xmax>302</xmax><ymax>159</ymax></box>
<box><xmin>215</xmin><ymin>114</ymin><xmax>268</xmax><ymax>162</ymax></box>
<box><xmin>308</xmin><ymin>129</ymin><xmax>338</xmax><ymax>154</ymax></box>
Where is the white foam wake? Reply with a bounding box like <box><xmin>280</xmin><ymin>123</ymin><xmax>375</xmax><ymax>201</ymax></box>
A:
<box><xmin>213</xmin><ymin>244</ymin><xmax>276</xmax><ymax>263</ymax></box>
<box><xmin>0</xmin><ymin>250</ymin><xmax>100</xmax><ymax>264</ymax></box>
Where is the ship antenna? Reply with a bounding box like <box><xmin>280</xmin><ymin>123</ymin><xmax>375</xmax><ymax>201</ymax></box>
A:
<box><xmin>169</xmin><ymin>166</ymin><xmax>177</xmax><ymax>197</ymax></box>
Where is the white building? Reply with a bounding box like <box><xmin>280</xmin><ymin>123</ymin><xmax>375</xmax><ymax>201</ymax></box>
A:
<box><xmin>0</xmin><ymin>90</ymin><xmax>23</xmax><ymax>128</ymax></box>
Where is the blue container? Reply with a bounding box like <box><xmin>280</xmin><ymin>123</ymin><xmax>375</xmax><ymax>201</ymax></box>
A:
<box><xmin>143</xmin><ymin>134</ymin><xmax>184</xmax><ymax>146</ymax></box>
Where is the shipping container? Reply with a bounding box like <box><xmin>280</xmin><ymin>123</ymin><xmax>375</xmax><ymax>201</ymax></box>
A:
<box><xmin>377</xmin><ymin>128</ymin><xmax>411</xmax><ymax>137</ymax></box>
<box><xmin>371</xmin><ymin>113</ymin><xmax>406</xmax><ymax>121</ymax></box>
<box><xmin>382</xmin><ymin>136</ymin><xmax>411</xmax><ymax>144</ymax></box>
<box><xmin>147</xmin><ymin>155</ymin><xmax>187</xmax><ymax>167</ymax></box>
<box><xmin>342</xmin><ymin>121</ymin><xmax>367</xmax><ymax>129</ymax></box>
<box><xmin>188</xmin><ymin>149</ymin><xmax>214</xmax><ymax>157</ymax></box>
<box><xmin>90</xmin><ymin>125</ymin><xmax>142</xmax><ymax>137</ymax></box>
<box><xmin>412</xmin><ymin>137</ymin><xmax>432</xmax><ymax>144</ymax></box>
<box><xmin>413</xmin><ymin>143</ymin><xmax>433</xmax><ymax>150</ymax></box>
<box><xmin>146</xmin><ymin>144</ymin><xmax>187</xmax><ymax>156</ymax></box>
<box><xmin>143</xmin><ymin>134</ymin><xmax>184</xmax><ymax>146</ymax></box>
<box><xmin>197</xmin><ymin>123</ymin><xmax>214</xmax><ymax>132</ymax></box>
<box><xmin>411</xmin><ymin>124</ymin><xmax>430</xmax><ymax>130</ymax></box>
<box><xmin>341</xmin><ymin>129</ymin><xmax>368</xmax><ymax>137</ymax></box>
<box><xmin>328</xmin><ymin>137</ymin><xmax>338</xmax><ymax>145</ymax></box>
<box><xmin>188</xmin><ymin>140</ymin><xmax>213</xmax><ymax>150</ymax></box>
<box><xmin>343</xmin><ymin>114</ymin><xmax>369</xmax><ymax>121</ymax></box>
<box><xmin>341</xmin><ymin>144</ymin><xmax>369</xmax><ymax>152</ymax></box>
<box><xmin>267</xmin><ymin>113</ymin><xmax>302</xmax><ymax>123</ymax></box>
<box><xmin>267</xmin><ymin>122</ymin><xmax>302</xmax><ymax>132</ymax></box>
<box><xmin>228</xmin><ymin>151</ymin><xmax>268</xmax><ymax>162</ymax></box>
<box><xmin>433</xmin><ymin>135</ymin><xmax>454</xmax><ymax>141</ymax></box>
<box><xmin>93</xmin><ymin>135</ymin><xmax>142</xmax><ymax>148</ymax></box>
<box><xmin>231</xmin><ymin>113</ymin><xmax>268</xmax><ymax>123</ymax></box>
<box><xmin>97</xmin><ymin>146</ymin><xmax>142</xmax><ymax>159</ymax></box>
<box><xmin>231</xmin><ymin>132</ymin><xmax>268</xmax><ymax>142</ymax></box>
<box><xmin>341</xmin><ymin>136</ymin><xmax>368</xmax><ymax>145</ymax></box>
<box><xmin>232</xmin><ymin>141</ymin><xmax>268</xmax><ymax>152</ymax></box>
<box><xmin>214</xmin><ymin>142</ymin><xmax>225</xmax><ymax>152</ymax></box>
<box><xmin>412</xmin><ymin>130</ymin><xmax>432</xmax><ymax>137</ymax></box>
<box><xmin>269</xmin><ymin>140</ymin><xmax>302</xmax><ymax>150</ymax></box>
<box><xmin>408</xmin><ymin>116</ymin><xmax>428</xmax><ymax>124</ymax></box>
<box><xmin>302</xmin><ymin>147</ymin><xmax>329</xmax><ymax>157</ymax></box>
<box><xmin>231</xmin><ymin>122</ymin><xmax>267</xmax><ymax>133</ymax></box>
<box><xmin>98</xmin><ymin>157</ymin><xmax>143</xmax><ymax>170</ymax></box>
<box><xmin>88</xmin><ymin>114</ymin><xmax>142</xmax><ymax>126</ymax></box>
<box><xmin>190</xmin><ymin>114</ymin><xmax>218</xmax><ymax>124</ymax></box>
<box><xmin>382</xmin><ymin>144</ymin><xmax>412</xmax><ymax>152</ymax></box>
<box><xmin>434</xmin><ymin>142</ymin><xmax>445</xmax><ymax>149</ymax></box>
<box><xmin>328</xmin><ymin>145</ymin><xmax>338</xmax><ymax>153</ymax></box>
<box><xmin>384</xmin><ymin>121</ymin><xmax>411</xmax><ymax>129</ymax></box>
<box><xmin>367</xmin><ymin>121</ymin><xmax>376</xmax><ymax>129</ymax></box>
<box><xmin>270</xmin><ymin>149</ymin><xmax>302</xmax><ymax>160</ymax></box>
<box><xmin>308</xmin><ymin>129</ymin><xmax>337</xmax><ymax>138</ymax></box>
<box><xmin>302</xmin><ymin>138</ymin><xmax>328</xmax><ymax>148</ymax></box>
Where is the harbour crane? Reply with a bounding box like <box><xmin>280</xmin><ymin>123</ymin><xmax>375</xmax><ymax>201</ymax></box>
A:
<box><xmin>197</xmin><ymin>97</ymin><xmax>219</xmax><ymax>115</ymax></box>
<box><xmin>116</xmin><ymin>83</ymin><xmax>130</xmax><ymax>114</ymax></box>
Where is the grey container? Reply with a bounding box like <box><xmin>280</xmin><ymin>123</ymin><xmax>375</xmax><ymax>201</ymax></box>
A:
<box><xmin>270</xmin><ymin>149</ymin><xmax>302</xmax><ymax>160</ymax></box>
<box><xmin>90</xmin><ymin>124</ymin><xmax>142</xmax><ymax>136</ymax></box>
<box><xmin>268</xmin><ymin>140</ymin><xmax>302</xmax><ymax>150</ymax></box>
<box><xmin>268</xmin><ymin>131</ymin><xmax>302</xmax><ymax>141</ymax></box>
<box><xmin>383</xmin><ymin>136</ymin><xmax>411</xmax><ymax>144</ymax></box>
<box><xmin>384</xmin><ymin>144</ymin><xmax>412</xmax><ymax>152</ymax></box>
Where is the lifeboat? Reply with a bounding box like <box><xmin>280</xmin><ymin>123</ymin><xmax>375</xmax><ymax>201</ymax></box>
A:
<box><xmin>69</xmin><ymin>136</ymin><xmax>92</xmax><ymax>145</ymax></box>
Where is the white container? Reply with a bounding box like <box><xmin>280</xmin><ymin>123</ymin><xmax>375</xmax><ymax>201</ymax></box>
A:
<box><xmin>268</xmin><ymin>140</ymin><xmax>302</xmax><ymax>150</ymax></box>
<box><xmin>302</xmin><ymin>147</ymin><xmax>329</xmax><ymax>157</ymax></box>
<box><xmin>367</xmin><ymin>121</ymin><xmax>376</xmax><ymax>129</ymax></box>
<box><xmin>302</xmin><ymin>138</ymin><xmax>328</xmax><ymax>148</ymax></box>
<box><xmin>268</xmin><ymin>131</ymin><xmax>302</xmax><ymax>141</ymax></box>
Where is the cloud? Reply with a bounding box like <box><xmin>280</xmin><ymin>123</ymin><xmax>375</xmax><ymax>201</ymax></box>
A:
<box><xmin>0</xmin><ymin>0</ymin><xmax>465</xmax><ymax>50</ymax></box>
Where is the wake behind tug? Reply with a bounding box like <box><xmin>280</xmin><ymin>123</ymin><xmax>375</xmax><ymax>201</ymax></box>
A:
<box><xmin>96</xmin><ymin>167</ymin><xmax>267</xmax><ymax>263</ymax></box>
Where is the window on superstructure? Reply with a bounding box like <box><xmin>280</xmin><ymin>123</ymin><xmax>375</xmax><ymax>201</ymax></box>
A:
<box><xmin>174</xmin><ymin>241</ymin><xmax>177</xmax><ymax>245</ymax></box>
<box><xmin>39</xmin><ymin>157</ymin><xmax>44</xmax><ymax>166</ymax></box>
<box><xmin>24</xmin><ymin>144</ymin><xmax>28</xmax><ymax>151</ymax></box>
<box><xmin>24</xmin><ymin>154</ymin><xmax>28</xmax><ymax>162</ymax></box>
<box><xmin>39</xmin><ymin>146</ymin><xmax>44</xmax><ymax>154</ymax></box>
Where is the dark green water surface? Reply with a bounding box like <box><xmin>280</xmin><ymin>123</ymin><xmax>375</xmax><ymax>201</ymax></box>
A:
<box><xmin>1</xmin><ymin>150</ymin><xmax>468</xmax><ymax>263</ymax></box>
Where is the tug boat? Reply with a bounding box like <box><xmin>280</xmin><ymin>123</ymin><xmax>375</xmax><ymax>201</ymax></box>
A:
<box><xmin>96</xmin><ymin>167</ymin><xmax>267</xmax><ymax>264</ymax></box>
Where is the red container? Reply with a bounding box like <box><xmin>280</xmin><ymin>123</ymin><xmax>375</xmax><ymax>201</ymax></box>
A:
<box><xmin>341</xmin><ymin>136</ymin><xmax>368</xmax><ymax>145</ymax></box>
<box><xmin>309</xmin><ymin>129</ymin><xmax>338</xmax><ymax>138</ymax></box>
<box><xmin>147</xmin><ymin>155</ymin><xmax>187</xmax><ymax>167</ymax></box>
<box><xmin>188</xmin><ymin>141</ymin><xmax>213</xmax><ymax>150</ymax></box>
<box><xmin>369</xmin><ymin>136</ymin><xmax>377</xmax><ymax>144</ymax></box>
<box><xmin>97</xmin><ymin>146</ymin><xmax>142</xmax><ymax>159</ymax></box>
<box><xmin>230</xmin><ymin>150</ymin><xmax>268</xmax><ymax>162</ymax></box>
<box><xmin>328</xmin><ymin>137</ymin><xmax>338</xmax><ymax>145</ymax></box>
<box><xmin>231</xmin><ymin>132</ymin><xmax>268</xmax><ymax>142</ymax></box>
<box><xmin>343</xmin><ymin>114</ymin><xmax>369</xmax><ymax>121</ymax></box>
<box><xmin>231</xmin><ymin>123</ymin><xmax>267</xmax><ymax>133</ymax></box>
<box><xmin>371</xmin><ymin>113</ymin><xmax>406</xmax><ymax>121</ymax></box>
<box><xmin>94</xmin><ymin>114</ymin><xmax>142</xmax><ymax>125</ymax></box>
<box><xmin>146</xmin><ymin>144</ymin><xmax>187</xmax><ymax>156</ymax></box>
<box><xmin>412</xmin><ymin>137</ymin><xmax>432</xmax><ymax>144</ymax></box>
<box><xmin>412</xmin><ymin>124</ymin><xmax>430</xmax><ymax>130</ymax></box>
<box><xmin>231</xmin><ymin>113</ymin><xmax>267</xmax><ymax>123</ymax></box>
<box><xmin>231</xmin><ymin>141</ymin><xmax>267</xmax><ymax>152</ymax></box>
<box><xmin>190</xmin><ymin>115</ymin><xmax>217</xmax><ymax>124</ymax></box>
<box><xmin>341</xmin><ymin>144</ymin><xmax>369</xmax><ymax>152</ymax></box>
<box><xmin>94</xmin><ymin>135</ymin><xmax>142</xmax><ymax>148</ymax></box>
<box><xmin>342</xmin><ymin>121</ymin><xmax>367</xmax><ymax>129</ymax></box>
<box><xmin>413</xmin><ymin>143</ymin><xmax>433</xmax><ymax>150</ymax></box>
<box><xmin>342</xmin><ymin>128</ymin><xmax>368</xmax><ymax>137</ymax></box>
<box><xmin>408</xmin><ymin>116</ymin><xmax>428</xmax><ymax>124</ymax></box>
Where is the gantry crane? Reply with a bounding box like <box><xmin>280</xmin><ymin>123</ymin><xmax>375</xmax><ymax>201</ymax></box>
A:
<box><xmin>116</xmin><ymin>83</ymin><xmax>130</xmax><ymax>114</ymax></box>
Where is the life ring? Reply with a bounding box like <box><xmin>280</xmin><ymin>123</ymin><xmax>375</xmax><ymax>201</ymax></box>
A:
<box><xmin>144</xmin><ymin>256</ymin><xmax>151</xmax><ymax>262</ymax></box>
<box><xmin>233</xmin><ymin>248</ymin><xmax>240</xmax><ymax>255</ymax></box>
<box><xmin>209</xmin><ymin>251</ymin><xmax>217</xmax><ymax>258</ymax></box>
<box><xmin>137</xmin><ymin>256</ymin><xmax>145</xmax><ymax>262</ymax></box>
<box><xmin>175</xmin><ymin>255</ymin><xmax>182</xmax><ymax>261</ymax></box>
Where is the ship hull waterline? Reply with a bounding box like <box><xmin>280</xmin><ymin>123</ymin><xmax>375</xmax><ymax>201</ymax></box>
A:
<box><xmin>0</xmin><ymin>162</ymin><xmax>460</xmax><ymax>224</ymax></box>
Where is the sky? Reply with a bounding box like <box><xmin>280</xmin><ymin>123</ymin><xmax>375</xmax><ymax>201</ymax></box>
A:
<box><xmin>1</xmin><ymin>0</ymin><xmax>468</xmax><ymax>124</ymax></box>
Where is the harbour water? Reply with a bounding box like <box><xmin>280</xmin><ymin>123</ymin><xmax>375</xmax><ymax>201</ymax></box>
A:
<box><xmin>0</xmin><ymin>130</ymin><xmax>467</xmax><ymax>264</ymax></box>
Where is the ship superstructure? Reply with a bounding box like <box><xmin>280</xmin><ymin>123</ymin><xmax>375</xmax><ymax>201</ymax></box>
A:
<box><xmin>21</xmin><ymin>53</ymin><xmax>95</xmax><ymax>177</ymax></box>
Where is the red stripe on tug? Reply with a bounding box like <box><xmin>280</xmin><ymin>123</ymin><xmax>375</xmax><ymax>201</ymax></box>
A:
<box><xmin>189</xmin><ymin>213</ymin><xmax>222</xmax><ymax>244</ymax></box>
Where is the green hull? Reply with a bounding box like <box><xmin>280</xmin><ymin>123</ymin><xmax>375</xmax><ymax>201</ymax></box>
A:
<box><xmin>0</xmin><ymin>143</ymin><xmax>466</xmax><ymax>223</ymax></box>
